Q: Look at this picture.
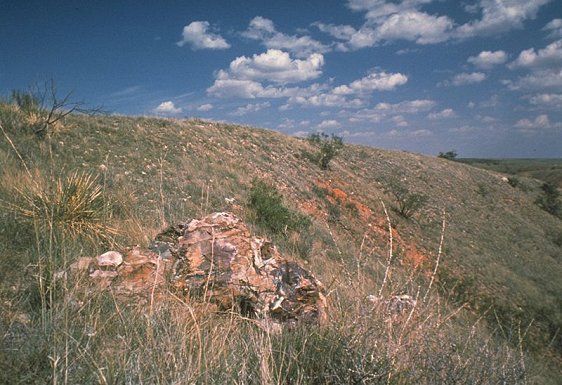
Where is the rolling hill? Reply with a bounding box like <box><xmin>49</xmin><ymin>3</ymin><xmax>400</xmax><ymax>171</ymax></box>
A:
<box><xmin>1</xmin><ymin>102</ymin><xmax>561</xmax><ymax>384</ymax></box>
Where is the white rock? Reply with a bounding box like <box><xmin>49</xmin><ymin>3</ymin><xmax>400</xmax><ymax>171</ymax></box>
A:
<box><xmin>96</xmin><ymin>251</ymin><xmax>123</xmax><ymax>268</ymax></box>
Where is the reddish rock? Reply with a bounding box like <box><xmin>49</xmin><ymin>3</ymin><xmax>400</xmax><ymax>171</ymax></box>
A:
<box><xmin>70</xmin><ymin>212</ymin><xmax>326</xmax><ymax>325</ymax></box>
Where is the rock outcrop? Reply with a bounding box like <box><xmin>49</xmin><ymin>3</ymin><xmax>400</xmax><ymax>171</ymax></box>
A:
<box><xmin>71</xmin><ymin>212</ymin><xmax>326</xmax><ymax>326</ymax></box>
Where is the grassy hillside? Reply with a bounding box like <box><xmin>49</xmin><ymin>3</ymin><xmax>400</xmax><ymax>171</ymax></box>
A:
<box><xmin>1</xmin><ymin>100</ymin><xmax>561</xmax><ymax>384</ymax></box>
<box><xmin>460</xmin><ymin>158</ymin><xmax>562</xmax><ymax>189</ymax></box>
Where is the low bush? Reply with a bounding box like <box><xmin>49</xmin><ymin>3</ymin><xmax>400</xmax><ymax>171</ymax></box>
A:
<box><xmin>438</xmin><ymin>150</ymin><xmax>458</xmax><ymax>161</ymax></box>
<box><xmin>507</xmin><ymin>176</ymin><xmax>520</xmax><ymax>188</ymax></box>
<box><xmin>306</xmin><ymin>132</ymin><xmax>344</xmax><ymax>170</ymax></box>
<box><xmin>383</xmin><ymin>178</ymin><xmax>427</xmax><ymax>219</ymax></box>
<box><xmin>248</xmin><ymin>178</ymin><xmax>311</xmax><ymax>236</ymax></box>
<box><xmin>535</xmin><ymin>182</ymin><xmax>561</xmax><ymax>217</ymax></box>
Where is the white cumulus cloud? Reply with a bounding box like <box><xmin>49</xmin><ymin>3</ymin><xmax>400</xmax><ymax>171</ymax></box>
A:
<box><xmin>317</xmin><ymin>120</ymin><xmax>341</xmax><ymax>130</ymax></box>
<box><xmin>177</xmin><ymin>21</ymin><xmax>230</xmax><ymax>49</ymax></box>
<box><xmin>510</xmin><ymin>39</ymin><xmax>562</xmax><ymax>70</ymax></box>
<box><xmin>314</xmin><ymin>23</ymin><xmax>357</xmax><ymax>40</ymax></box>
<box><xmin>346</xmin><ymin>0</ymin><xmax>434</xmax><ymax>21</ymax></box>
<box><xmin>455</xmin><ymin>0</ymin><xmax>550</xmax><ymax>39</ymax></box>
<box><xmin>290</xmin><ymin>93</ymin><xmax>365</xmax><ymax>108</ymax></box>
<box><xmin>335</xmin><ymin>0</ymin><xmax>552</xmax><ymax>49</ymax></box>
<box><xmin>197</xmin><ymin>104</ymin><xmax>213</xmax><ymax>112</ymax></box>
<box><xmin>543</xmin><ymin>18</ymin><xmax>562</xmax><ymax>39</ymax></box>
<box><xmin>378</xmin><ymin>99</ymin><xmax>437</xmax><ymax>113</ymax></box>
<box><xmin>506</xmin><ymin>69</ymin><xmax>562</xmax><ymax>92</ymax></box>
<box><xmin>207</xmin><ymin>79</ymin><xmax>274</xmax><ymax>99</ymax></box>
<box><xmin>375</xmin><ymin>10</ymin><xmax>454</xmax><ymax>44</ymax></box>
<box><xmin>468</xmin><ymin>50</ymin><xmax>508</xmax><ymax>69</ymax></box>
<box><xmin>333</xmin><ymin>70</ymin><xmax>408</xmax><ymax>95</ymax></box>
<box><xmin>231</xmin><ymin>102</ymin><xmax>271</xmax><ymax>116</ymax></box>
<box><xmin>207</xmin><ymin>50</ymin><xmax>326</xmax><ymax>98</ymax></box>
<box><xmin>242</xmin><ymin>16</ymin><xmax>329</xmax><ymax>58</ymax></box>
<box><xmin>316</xmin><ymin>11</ymin><xmax>452</xmax><ymax>49</ymax></box>
<box><xmin>507</xmin><ymin>39</ymin><xmax>562</xmax><ymax>93</ymax></box>
<box><xmin>348</xmin><ymin>99</ymin><xmax>437</xmax><ymax>122</ymax></box>
<box><xmin>224</xmin><ymin>49</ymin><xmax>324</xmax><ymax>84</ymax></box>
<box><xmin>387</xmin><ymin>128</ymin><xmax>433</xmax><ymax>138</ymax></box>
<box><xmin>528</xmin><ymin>93</ymin><xmax>562</xmax><ymax>108</ymax></box>
<box><xmin>154</xmin><ymin>101</ymin><xmax>182</xmax><ymax>114</ymax></box>
<box><xmin>450</xmin><ymin>72</ymin><xmax>487</xmax><ymax>86</ymax></box>
<box><xmin>428</xmin><ymin>108</ymin><xmax>456</xmax><ymax>120</ymax></box>
<box><xmin>514</xmin><ymin>114</ymin><xmax>561</xmax><ymax>133</ymax></box>
<box><xmin>391</xmin><ymin>115</ymin><xmax>409</xmax><ymax>127</ymax></box>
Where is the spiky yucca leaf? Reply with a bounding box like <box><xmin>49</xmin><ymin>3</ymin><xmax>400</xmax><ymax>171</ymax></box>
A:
<box><xmin>9</xmin><ymin>170</ymin><xmax>117</xmax><ymax>242</ymax></box>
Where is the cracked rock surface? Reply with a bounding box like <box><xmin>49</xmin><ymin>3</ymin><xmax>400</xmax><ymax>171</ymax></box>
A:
<box><xmin>71</xmin><ymin>212</ymin><xmax>326</xmax><ymax>325</ymax></box>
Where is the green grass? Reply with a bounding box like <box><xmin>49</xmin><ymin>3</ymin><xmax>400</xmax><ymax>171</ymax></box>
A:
<box><xmin>1</xmin><ymin>100</ymin><xmax>561</xmax><ymax>383</ymax></box>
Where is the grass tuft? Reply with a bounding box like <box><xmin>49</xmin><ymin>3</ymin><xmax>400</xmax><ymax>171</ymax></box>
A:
<box><xmin>5</xmin><ymin>170</ymin><xmax>117</xmax><ymax>244</ymax></box>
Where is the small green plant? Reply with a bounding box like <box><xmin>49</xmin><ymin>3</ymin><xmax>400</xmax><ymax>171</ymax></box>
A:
<box><xmin>311</xmin><ymin>184</ymin><xmax>328</xmax><ymax>199</ymax></box>
<box><xmin>535</xmin><ymin>182</ymin><xmax>561</xmax><ymax>217</ymax></box>
<box><xmin>384</xmin><ymin>179</ymin><xmax>428</xmax><ymax>218</ymax></box>
<box><xmin>10</xmin><ymin>89</ymin><xmax>41</xmax><ymax>112</ymax></box>
<box><xmin>306</xmin><ymin>132</ymin><xmax>344</xmax><ymax>170</ymax></box>
<box><xmin>248</xmin><ymin>178</ymin><xmax>311</xmax><ymax>235</ymax></box>
<box><xmin>438</xmin><ymin>150</ymin><xmax>458</xmax><ymax>161</ymax></box>
<box><xmin>507</xmin><ymin>176</ymin><xmax>520</xmax><ymax>187</ymax></box>
<box><xmin>327</xmin><ymin>202</ymin><xmax>341</xmax><ymax>223</ymax></box>
<box><xmin>477</xmin><ymin>183</ymin><xmax>489</xmax><ymax>197</ymax></box>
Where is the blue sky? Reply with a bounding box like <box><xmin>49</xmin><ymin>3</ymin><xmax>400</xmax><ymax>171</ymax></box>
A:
<box><xmin>1</xmin><ymin>0</ymin><xmax>562</xmax><ymax>157</ymax></box>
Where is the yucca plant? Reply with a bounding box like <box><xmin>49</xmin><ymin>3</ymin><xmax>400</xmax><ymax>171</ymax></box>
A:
<box><xmin>8</xmin><ymin>170</ymin><xmax>117</xmax><ymax>243</ymax></box>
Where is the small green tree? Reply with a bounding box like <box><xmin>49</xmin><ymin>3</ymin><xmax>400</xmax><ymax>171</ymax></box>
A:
<box><xmin>438</xmin><ymin>150</ymin><xmax>458</xmax><ymax>161</ymax></box>
<box><xmin>536</xmin><ymin>182</ymin><xmax>561</xmax><ymax>217</ymax></box>
<box><xmin>307</xmin><ymin>132</ymin><xmax>344</xmax><ymax>170</ymax></box>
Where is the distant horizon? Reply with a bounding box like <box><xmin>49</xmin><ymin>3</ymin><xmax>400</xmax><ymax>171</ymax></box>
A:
<box><xmin>2</xmin><ymin>0</ymin><xmax>561</xmax><ymax>158</ymax></box>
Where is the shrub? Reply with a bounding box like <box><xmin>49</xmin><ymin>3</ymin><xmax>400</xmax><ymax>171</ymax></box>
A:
<box><xmin>384</xmin><ymin>179</ymin><xmax>428</xmax><ymax>218</ymax></box>
<box><xmin>438</xmin><ymin>150</ymin><xmax>458</xmax><ymax>161</ymax></box>
<box><xmin>535</xmin><ymin>182</ymin><xmax>561</xmax><ymax>217</ymax></box>
<box><xmin>307</xmin><ymin>132</ymin><xmax>344</xmax><ymax>170</ymax></box>
<box><xmin>507</xmin><ymin>176</ymin><xmax>520</xmax><ymax>187</ymax></box>
<box><xmin>10</xmin><ymin>89</ymin><xmax>41</xmax><ymax>112</ymax></box>
<box><xmin>248</xmin><ymin>178</ymin><xmax>311</xmax><ymax>235</ymax></box>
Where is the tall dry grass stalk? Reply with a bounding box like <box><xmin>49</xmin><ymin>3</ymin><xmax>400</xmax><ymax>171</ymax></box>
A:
<box><xmin>378</xmin><ymin>198</ymin><xmax>393</xmax><ymax>297</ymax></box>
<box><xmin>424</xmin><ymin>208</ymin><xmax>446</xmax><ymax>303</ymax></box>
<box><xmin>0</xmin><ymin>122</ymin><xmax>33</xmax><ymax>178</ymax></box>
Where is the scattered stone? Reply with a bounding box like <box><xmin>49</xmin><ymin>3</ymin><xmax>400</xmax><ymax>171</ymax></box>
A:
<box><xmin>367</xmin><ymin>293</ymin><xmax>417</xmax><ymax>314</ymax></box>
<box><xmin>96</xmin><ymin>251</ymin><xmax>123</xmax><ymax>269</ymax></box>
<box><xmin>387</xmin><ymin>294</ymin><xmax>417</xmax><ymax>313</ymax></box>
